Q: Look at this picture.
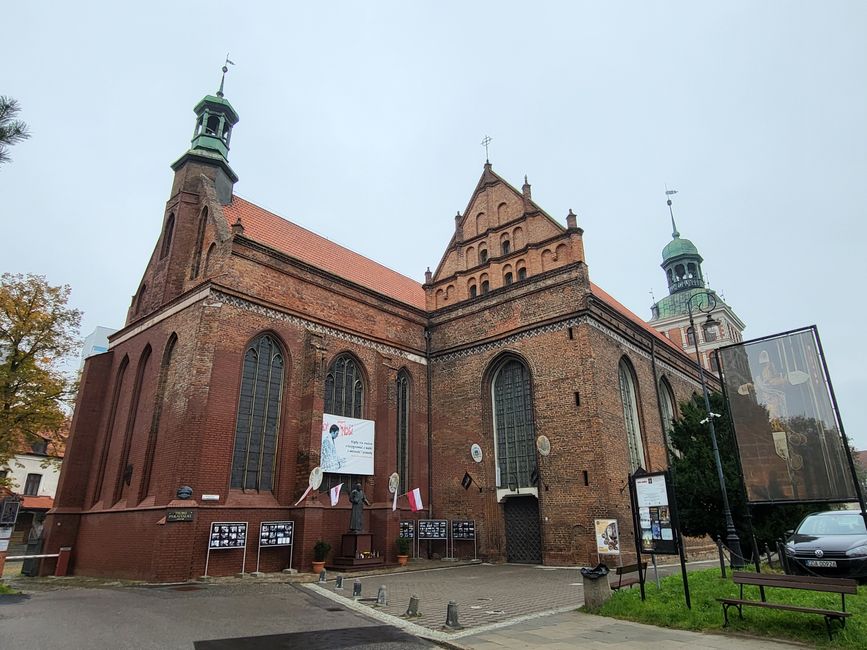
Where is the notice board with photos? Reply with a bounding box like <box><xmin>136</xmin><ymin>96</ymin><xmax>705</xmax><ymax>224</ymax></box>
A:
<box><xmin>634</xmin><ymin>473</ymin><xmax>677</xmax><ymax>555</ymax></box>
<box><xmin>417</xmin><ymin>519</ymin><xmax>448</xmax><ymax>539</ymax></box>
<box><xmin>451</xmin><ymin>520</ymin><xmax>476</xmax><ymax>540</ymax></box>
<box><xmin>399</xmin><ymin>520</ymin><xmax>415</xmax><ymax>538</ymax></box>
<box><xmin>208</xmin><ymin>522</ymin><xmax>248</xmax><ymax>549</ymax></box>
<box><xmin>259</xmin><ymin>521</ymin><xmax>294</xmax><ymax>547</ymax></box>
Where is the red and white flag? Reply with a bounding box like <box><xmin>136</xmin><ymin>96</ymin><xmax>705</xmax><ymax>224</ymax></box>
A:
<box><xmin>330</xmin><ymin>483</ymin><xmax>343</xmax><ymax>507</ymax></box>
<box><xmin>293</xmin><ymin>484</ymin><xmax>312</xmax><ymax>506</ymax></box>
<box><xmin>408</xmin><ymin>487</ymin><xmax>423</xmax><ymax>512</ymax></box>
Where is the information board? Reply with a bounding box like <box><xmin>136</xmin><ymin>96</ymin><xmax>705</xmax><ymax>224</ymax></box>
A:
<box><xmin>259</xmin><ymin>521</ymin><xmax>293</xmax><ymax>547</ymax></box>
<box><xmin>417</xmin><ymin>519</ymin><xmax>448</xmax><ymax>539</ymax></box>
<box><xmin>399</xmin><ymin>520</ymin><xmax>415</xmax><ymax>539</ymax></box>
<box><xmin>451</xmin><ymin>520</ymin><xmax>475</xmax><ymax>540</ymax></box>
<box><xmin>209</xmin><ymin>522</ymin><xmax>248</xmax><ymax>549</ymax></box>
<box><xmin>634</xmin><ymin>473</ymin><xmax>677</xmax><ymax>555</ymax></box>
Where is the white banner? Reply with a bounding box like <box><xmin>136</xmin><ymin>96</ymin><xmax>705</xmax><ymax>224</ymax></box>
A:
<box><xmin>321</xmin><ymin>413</ymin><xmax>375</xmax><ymax>475</ymax></box>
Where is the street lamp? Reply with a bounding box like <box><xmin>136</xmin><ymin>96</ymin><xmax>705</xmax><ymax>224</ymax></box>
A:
<box><xmin>686</xmin><ymin>290</ymin><xmax>745</xmax><ymax>567</ymax></box>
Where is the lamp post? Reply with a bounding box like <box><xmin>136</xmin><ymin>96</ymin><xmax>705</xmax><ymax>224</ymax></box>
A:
<box><xmin>686</xmin><ymin>290</ymin><xmax>745</xmax><ymax>567</ymax></box>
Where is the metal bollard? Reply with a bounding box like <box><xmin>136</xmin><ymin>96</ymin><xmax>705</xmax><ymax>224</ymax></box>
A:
<box><xmin>763</xmin><ymin>543</ymin><xmax>773</xmax><ymax>569</ymax></box>
<box><xmin>353</xmin><ymin>578</ymin><xmax>362</xmax><ymax>598</ymax></box>
<box><xmin>405</xmin><ymin>594</ymin><xmax>420</xmax><ymax>617</ymax></box>
<box><xmin>376</xmin><ymin>585</ymin><xmax>388</xmax><ymax>606</ymax></box>
<box><xmin>335</xmin><ymin>575</ymin><xmax>344</xmax><ymax>590</ymax></box>
<box><xmin>716</xmin><ymin>535</ymin><xmax>727</xmax><ymax>579</ymax></box>
<box><xmin>445</xmin><ymin>600</ymin><xmax>463</xmax><ymax>629</ymax></box>
<box><xmin>318</xmin><ymin>569</ymin><xmax>327</xmax><ymax>583</ymax></box>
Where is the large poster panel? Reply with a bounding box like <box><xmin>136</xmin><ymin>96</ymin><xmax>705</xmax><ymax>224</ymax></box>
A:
<box><xmin>321</xmin><ymin>413</ymin><xmax>375</xmax><ymax>475</ymax></box>
<box><xmin>719</xmin><ymin>327</ymin><xmax>854</xmax><ymax>504</ymax></box>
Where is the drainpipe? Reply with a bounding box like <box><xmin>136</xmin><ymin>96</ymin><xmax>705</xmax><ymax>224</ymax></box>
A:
<box><xmin>425</xmin><ymin>326</ymin><xmax>433</xmax><ymax>520</ymax></box>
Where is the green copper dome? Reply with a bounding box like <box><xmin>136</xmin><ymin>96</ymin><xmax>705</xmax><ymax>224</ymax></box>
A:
<box><xmin>662</xmin><ymin>234</ymin><xmax>699</xmax><ymax>262</ymax></box>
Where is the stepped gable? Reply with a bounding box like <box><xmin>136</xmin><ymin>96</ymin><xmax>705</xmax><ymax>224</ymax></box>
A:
<box><xmin>223</xmin><ymin>196</ymin><xmax>426</xmax><ymax>310</ymax></box>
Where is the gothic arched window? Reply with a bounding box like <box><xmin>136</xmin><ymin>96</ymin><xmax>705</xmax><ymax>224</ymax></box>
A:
<box><xmin>396</xmin><ymin>370</ymin><xmax>410</xmax><ymax>494</ymax></box>
<box><xmin>139</xmin><ymin>333</ymin><xmax>177</xmax><ymax>500</ymax></box>
<box><xmin>231</xmin><ymin>334</ymin><xmax>284</xmax><ymax>491</ymax></box>
<box><xmin>619</xmin><ymin>358</ymin><xmax>646</xmax><ymax>471</ymax></box>
<box><xmin>659</xmin><ymin>376</ymin><xmax>678</xmax><ymax>456</ymax></box>
<box><xmin>160</xmin><ymin>213</ymin><xmax>175</xmax><ymax>259</ymax></box>
<box><xmin>323</xmin><ymin>354</ymin><xmax>365</xmax><ymax>491</ymax></box>
<box><xmin>492</xmin><ymin>358</ymin><xmax>537</xmax><ymax>490</ymax></box>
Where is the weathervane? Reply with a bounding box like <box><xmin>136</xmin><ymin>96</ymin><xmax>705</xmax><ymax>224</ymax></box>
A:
<box><xmin>481</xmin><ymin>135</ymin><xmax>492</xmax><ymax>163</ymax></box>
<box><xmin>217</xmin><ymin>54</ymin><xmax>236</xmax><ymax>98</ymax></box>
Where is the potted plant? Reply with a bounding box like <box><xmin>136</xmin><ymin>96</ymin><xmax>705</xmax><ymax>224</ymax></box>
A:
<box><xmin>396</xmin><ymin>537</ymin><xmax>411</xmax><ymax>566</ymax></box>
<box><xmin>312</xmin><ymin>540</ymin><xmax>331</xmax><ymax>574</ymax></box>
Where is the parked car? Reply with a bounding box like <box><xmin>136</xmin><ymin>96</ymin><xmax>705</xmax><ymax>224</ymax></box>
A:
<box><xmin>785</xmin><ymin>510</ymin><xmax>867</xmax><ymax>580</ymax></box>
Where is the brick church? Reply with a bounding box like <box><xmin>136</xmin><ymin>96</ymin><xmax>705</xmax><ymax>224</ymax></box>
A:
<box><xmin>44</xmin><ymin>80</ymin><xmax>709</xmax><ymax>581</ymax></box>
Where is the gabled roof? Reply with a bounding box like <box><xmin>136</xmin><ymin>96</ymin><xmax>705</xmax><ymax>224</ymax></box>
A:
<box><xmin>590</xmin><ymin>282</ymin><xmax>682</xmax><ymax>354</ymax></box>
<box><xmin>223</xmin><ymin>197</ymin><xmax>426</xmax><ymax>310</ymax></box>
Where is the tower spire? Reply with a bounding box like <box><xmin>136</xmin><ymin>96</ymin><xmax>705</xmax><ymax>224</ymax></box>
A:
<box><xmin>665</xmin><ymin>186</ymin><xmax>679</xmax><ymax>238</ymax></box>
<box><xmin>217</xmin><ymin>54</ymin><xmax>235</xmax><ymax>98</ymax></box>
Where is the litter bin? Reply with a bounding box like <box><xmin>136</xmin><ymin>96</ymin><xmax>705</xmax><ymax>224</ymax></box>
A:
<box><xmin>580</xmin><ymin>563</ymin><xmax>612</xmax><ymax>610</ymax></box>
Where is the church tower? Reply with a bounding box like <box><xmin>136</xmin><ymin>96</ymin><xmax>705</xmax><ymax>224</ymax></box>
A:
<box><xmin>170</xmin><ymin>64</ymin><xmax>239</xmax><ymax>205</ymax></box>
<box><xmin>649</xmin><ymin>194</ymin><xmax>745</xmax><ymax>373</ymax></box>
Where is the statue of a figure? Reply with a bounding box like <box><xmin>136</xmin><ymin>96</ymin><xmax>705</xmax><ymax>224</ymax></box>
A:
<box><xmin>349</xmin><ymin>482</ymin><xmax>370</xmax><ymax>533</ymax></box>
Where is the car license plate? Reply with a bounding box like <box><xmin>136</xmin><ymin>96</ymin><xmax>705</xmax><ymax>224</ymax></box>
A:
<box><xmin>805</xmin><ymin>560</ymin><xmax>837</xmax><ymax>568</ymax></box>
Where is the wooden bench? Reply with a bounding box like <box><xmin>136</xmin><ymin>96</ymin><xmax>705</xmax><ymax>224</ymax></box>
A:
<box><xmin>718</xmin><ymin>571</ymin><xmax>857</xmax><ymax>640</ymax></box>
<box><xmin>609</xmin><ymin>562</ymin><xmax>646</xmax><ymax>591</ymax></box>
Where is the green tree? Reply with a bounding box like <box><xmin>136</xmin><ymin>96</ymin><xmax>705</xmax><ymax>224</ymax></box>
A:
<box><xmin>669</xmin><ymin>392</ymin><xmax>812</xmax><ymax>551</ymax></box>
<box><xmin>0</xmin><ymin>274</ymin><xmax>81</xmax><ymax>469</ymax></box>
<box><xmin>0</xmin><ymin>96</ymin><xmax>30</xmax><ymax>166</ymax></box>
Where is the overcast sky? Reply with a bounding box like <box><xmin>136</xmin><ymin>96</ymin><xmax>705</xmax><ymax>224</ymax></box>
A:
<box><xmin>3</xmin><ymin>2</ymin><xmax>865</xmax><ymax>450</ymax></box>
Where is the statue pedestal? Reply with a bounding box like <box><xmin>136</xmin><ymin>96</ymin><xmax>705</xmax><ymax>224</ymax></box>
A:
<box><xmin>330</xmin><ymin>533</ymin><xmax>385</xmax><ymax>570</ymax></box>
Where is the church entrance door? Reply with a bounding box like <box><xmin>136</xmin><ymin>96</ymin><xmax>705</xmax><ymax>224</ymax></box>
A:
<box><xmin>503</xmin><ymin>496</ymin><xmax>542</xmax><ymax>564</ymax></box>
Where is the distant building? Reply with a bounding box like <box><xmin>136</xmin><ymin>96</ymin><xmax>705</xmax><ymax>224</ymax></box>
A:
<box><xmin>0</xmin><ymin>430</ymin><xmax>66</xmax><ymax>546</ymax></box>
<box><xmin>80</xmin><ymin>326</ymin><xmax>117</xmax><ymax>368</ymax></box>
<box><xmin>649</xmin><ymin>205</ymin><xmax>745</xmax><ymax>375</ymax></box>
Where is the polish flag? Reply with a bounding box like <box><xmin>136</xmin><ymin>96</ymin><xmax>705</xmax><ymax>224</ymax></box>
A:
<box><xmin>408</xmin><ymin>488</ymin><xmax>424</xmax><ymax>512</ymax></box>
<box><xmin>330</xmin><ymin>483</ymin><xmax>343</xmax><ymax>507</ymax></box>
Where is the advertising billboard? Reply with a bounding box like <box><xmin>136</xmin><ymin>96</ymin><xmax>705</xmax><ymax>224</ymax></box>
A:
<box><xmin>719</xmin><ymin>327</ymin><xmax>854</xmax><ymax>504</ymax></box>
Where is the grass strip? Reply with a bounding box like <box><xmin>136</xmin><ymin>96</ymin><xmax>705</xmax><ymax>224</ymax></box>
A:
<box><xmin>595</xmin><ymin>568</ymin><xmax>865</xmax><ymax>648</ymax></box>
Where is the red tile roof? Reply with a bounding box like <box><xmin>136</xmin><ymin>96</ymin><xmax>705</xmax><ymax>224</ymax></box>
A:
<box><xmin>22</xmin><ymin>496</ymin><xmax>54</xmax><ymax>510</ymax></box>
<box><xmin>223</xmin><ymin>197</ymin><xmax>427</xmax><ymax>309</ymax></box>
<box><xmin>221</xmin><ymin>197</ymin><xmax>677</xmax><ymax>351</ymax></box>
<box><xmin>590</xmin><ymin>282</ymin><xmax>682</xmax><ymax>354</ymax></box>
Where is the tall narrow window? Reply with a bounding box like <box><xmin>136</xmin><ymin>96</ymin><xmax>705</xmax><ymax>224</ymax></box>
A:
<box><xmin>205</xmin><ymin>242</ymin><xmax>217</xmax><ymax>274</ymax></box>
<box><xmin>659</xmin><ymin>376</ymin><xmax>678</xmax><ymax>456</ymax></box>
<box><xmin>24</xmin><ymin>473</ymin><xmax>42</xmax><ymax>496</ymax></box>
<box><xmin>479</xmin><ymin>248</ymin><xmax>488</xmax><ymax>263</ymax></box>
<box><xmin>492</xmin><ymin>358</ymin><xmax>536</xmax><ymax>490</ymax></box>
<box><xmin>160</xmin><ymin>213</ymin><xmax>175</xmax><ymax>259</ymax></box>
<box><xmin>504</xmin><ymin>272</ymin><xmax>513</xmax><ymax>286</ymax></box>
<box><xmin>139</xmin><ymin>334</ymin><xmax>177</xmax><ymax>500</ymax></box>
<box><xmin>396</xmin><ymin>370</ymin><xmax>410</xmax><ymax>494</ymax></box>
<box><xmin>114</xmin><ymin>345</ymin><xmax>151</xmax><ymax>504</ymax></box>
<box><xmin>191</xmin><ymin>206</ymin><xmax>208</xmax><ymax>278</ymax></box>
<box><xmin>322</xmin><ymin>354</ymin><xmax>365</xmax><ymax>490</ymax></box>
<box><xmin>686</xmin><ymin>326</ymin><xmax>696</xmax><ymax>347</ymax></box>
<box><xmin>92</xmin><ymin>356</ymin><xmax>129</xmax><ymax>506</ymax></box>
<box><xmin>231</xmin><ymin>334</ymin><xmax>284</xmax><ymax>491</ymax></box>
<box><xmin>619</xmin><ymin>358</ymin><xmax>646</xmax><ymax>471</ymax></box>
<box><xmin>517</xmin><ymin>267</ymin><xmax>527</xmax><ymax>281</ymax></box>
<box><xmin>481</xmin><ymin>280</ymin><xmax>490</xmax><ymax>295</ymax></box>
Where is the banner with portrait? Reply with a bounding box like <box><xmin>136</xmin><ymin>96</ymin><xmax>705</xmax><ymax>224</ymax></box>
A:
<box><xmin>718</xmin><ymin>327</ymin><xmax>854</xmax><ymax>504</ymax></box>
<box><xmin>594</xmin><ymin>519</ymin><xmax>620</xmax><ymax>555</ymax></box>
<box><xmin>320</xmin><ymin>413</ymin><xmax>375</xmax><ymax>475</ymax></box>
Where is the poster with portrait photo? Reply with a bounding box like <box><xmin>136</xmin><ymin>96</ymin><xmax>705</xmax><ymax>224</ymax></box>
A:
<box><xmin>321</xmin><ymin>413</ymin><xmax>375</xmax><ymax>475</ymax></box>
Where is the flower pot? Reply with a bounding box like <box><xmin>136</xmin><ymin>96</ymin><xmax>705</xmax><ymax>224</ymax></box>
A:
<box><xmin>397</xmin><ymin>555</ymin><xmax>409</xmax><ymax>567</ymax></box>
<box><xmin>312</xmin><ymin>560</ymin><xmax>326</xmax><ymax>574</ymax></box>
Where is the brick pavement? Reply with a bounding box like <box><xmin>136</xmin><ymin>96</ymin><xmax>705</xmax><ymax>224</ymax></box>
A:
<box><xmin>307</xmin><ymin>562</ymin><xmax>801</xmax><ymax>649</ymax></box>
